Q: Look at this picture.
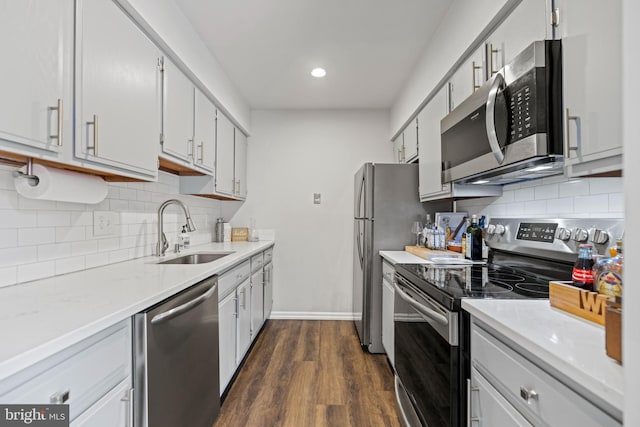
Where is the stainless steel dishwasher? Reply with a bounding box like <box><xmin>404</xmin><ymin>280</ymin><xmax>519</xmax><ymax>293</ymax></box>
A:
<box><xmin>134</xmin><ymin>276</ymin><xmax>220</xmax><ymax>427</ymax></box>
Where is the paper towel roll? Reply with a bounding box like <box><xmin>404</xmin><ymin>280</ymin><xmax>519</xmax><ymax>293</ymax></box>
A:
<box><xmin>14</xmin><ymin>164</ymin><xmax>108</xmax><ymax>204</ymax></box>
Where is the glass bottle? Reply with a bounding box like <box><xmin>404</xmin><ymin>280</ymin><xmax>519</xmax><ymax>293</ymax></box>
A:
<box><xmin>572</xmin><ymin>244</ymin><xmax>595</xmax><ymax>291</ymax></box>
<box><xmin>593</xmin><ymin>240</ymin><xmax>623</xmax><ymax>298</ymax></box>
<box><xmin>465</xmin><ymin>215</ymin><xmax>483</xmax><ymax>261</ymax></box>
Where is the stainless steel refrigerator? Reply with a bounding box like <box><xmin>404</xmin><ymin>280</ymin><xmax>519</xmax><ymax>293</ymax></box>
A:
<box><xmin>353</xmin><ymin>163</ymin><xmax>424</xmax><ymax>353</ymax></box>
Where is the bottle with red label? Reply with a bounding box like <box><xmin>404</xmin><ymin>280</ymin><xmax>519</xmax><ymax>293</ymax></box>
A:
<box><xmin>572</xmin><ymin>244</ymin><xmax>595</xmax><ymax>291</ymax></box>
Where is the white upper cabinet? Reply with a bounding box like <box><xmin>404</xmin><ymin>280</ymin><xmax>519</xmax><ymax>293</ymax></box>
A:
<box><xmin>392</xmin><ymin>134</ymin><xmax>404</xmax><ymax>163</ymax></box>
<box><xmin>403</xmin><ymin>119</ymin><xmax>418</xmax><ymax>163</ymax></box>
<box><xmin>194</xmin><ymin>89</ymin><xmax>216</xmax><ymax>172</ymax></box>
<box><xmin>76</xmin><ymin>0</ymin><xmax>160</xmax><ymax>179</ymax></box>
<box><xmin>556</xmin><ymin>0</ymin><xmax>622</xmax><ymax>177</ymax></box>
<box><xmin>484</xmin><ymin>0</ymin><xmax>550</xmax><ymax>74</ymax></box>
<box><xmin>449</xmin><ymin>46</ymin><xmax>485</xmax><ymax>110</ymax></box>
<box><xmin>215</xmin><ymin>111</ymin><xmax>235</xmax><ymax>196</ymax></box>
<box><xmin>161</xmin><ymin>57</ymin><xmax>194</xmax><ymax>164</ymax></box>
<box><xmin>234</xmin><ymin>130</ymin><xmax>248</xmax><ymax>199</ymax></box>
<box><xmin>0</xmin><ymin>0</ymin><xmax>73</xmax><ymax>158</ymax></box>
<box><xmin>418</xmin><ymin>86</ymin><xmax>449</xmax><ymax>199</ymax></box>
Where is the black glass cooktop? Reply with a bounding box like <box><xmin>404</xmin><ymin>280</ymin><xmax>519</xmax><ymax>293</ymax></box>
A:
<box><xmin>395</xmin><ymin>262</ymin><xmax>561</xmax><ymax>311</ymax></box>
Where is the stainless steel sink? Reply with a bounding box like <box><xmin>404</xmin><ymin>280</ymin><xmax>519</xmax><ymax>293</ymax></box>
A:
<box><xmin>156</xmin><ymin>252</ymin><xmax>233</xmax><ymax>265</ymax></box>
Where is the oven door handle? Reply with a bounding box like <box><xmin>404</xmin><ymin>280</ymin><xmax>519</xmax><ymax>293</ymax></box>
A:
<box><xmin>394</xmin><ymin>279</ymin><xmax>449</xmax><ymax>326</ymax></box>
<box><xmin>485</xmin><ymin>72</ymin><xmax>506</xmax><ymax>164</ymax></box>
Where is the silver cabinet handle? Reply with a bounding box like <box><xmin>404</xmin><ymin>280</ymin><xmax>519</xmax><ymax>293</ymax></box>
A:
<box><xmin>487</xmin><ymin>43</ymin><xmax>499</xmax><ymax>76</ymax></box>
<box><xmin>187</xmin><ymin>139</ymin><xmax>195</xmax><ymax>160</ymax></box>
<box><xmin>50</xmin><ymin>389</ymin><xmax>70</xmax><ymax>404</ymax></box>
<box><xmin>234</xmin><ymin>295</ymin><xmax>239</xmax><ymax>318</ymax></box>
<box><xmin>472</xmin><ymin>61</ymin><xmax>482</xmax><ymax>91</ymax></box>
<box><xmin>50</xmin><ymin>99</ymin><xmax>63</xmax><ymax>146</ymax></box>
<box><xmin>467</xmin><ymin>379</ymin><xmax>480</xmax><ymax>427</ymax></box>
<box><xmin>120</xmin><ymin>388</ymin><xmax>134</xmax><ymax>427</ymax></box>
<box><xmin>485</xmin><ymin>73</ymin><xmax>506</xmax><ymax>164</ymax></box>
<box><xmin>564</xmin><ymin>108</ymin><xmax>580</xmax><ymax>158</ymax></box>
<box><xmin>87</xmin><ymin>114</ymin><xmax>98</xmax><ymax>155</ymax></box>
<box><xmin>197</xmin><ymin>142</ymin><xmax>204</xmax><ymax>163</ymax></box>
<box><xmin>151</xmin><ymin>284</ymin><xmax>217</xmax><ymax>324</ymax></box>
<box><xmin>241</xmin><ymin>288</ymin><xmax>246</xmax><ymax>309</ymax></box>
<box><xmin>447</xmin><ymin>82</ymin><xmax>454</xmax><ymax>112</ymax></box>
<box><xmin>520</xmin><ymin>386</ymin><xmax>539</xmax><ymax>402</ymax></box>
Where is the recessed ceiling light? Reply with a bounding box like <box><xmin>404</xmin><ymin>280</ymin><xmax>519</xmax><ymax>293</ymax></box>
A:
<box><xmin>311</xmin><ymin>67</ymin><xmax>326</xmax><ymax>78</ymax></box>
<box><xmin>472</xmin><ymin>180</ymin><xmax>490</xmax><ymax>184</ymax></box>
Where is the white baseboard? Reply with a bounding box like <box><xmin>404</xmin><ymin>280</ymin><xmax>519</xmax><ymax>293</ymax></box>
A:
<box><xmin>269</xmin><ymin>311</ymin><xmax>356</xmax><ymax>321</ymax></box>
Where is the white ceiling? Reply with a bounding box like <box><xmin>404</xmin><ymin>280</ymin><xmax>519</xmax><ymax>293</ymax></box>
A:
<box><xmin>174</xmin><ymin>0</ymin><xmax>451</xmax><ymax>110</ymax></box>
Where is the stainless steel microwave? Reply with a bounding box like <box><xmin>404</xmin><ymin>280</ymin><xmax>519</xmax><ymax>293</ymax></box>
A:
<box><xmin>441</xmin><ymin>40</ymin><xmax>563</xmax><ymax>185</ymax></box>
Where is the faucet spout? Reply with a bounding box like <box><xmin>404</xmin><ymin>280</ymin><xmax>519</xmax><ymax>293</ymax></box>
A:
<box><xmin>156</xmin><ymin>199</ymin><xmax>196</xmax><ymax>256</ymax></box>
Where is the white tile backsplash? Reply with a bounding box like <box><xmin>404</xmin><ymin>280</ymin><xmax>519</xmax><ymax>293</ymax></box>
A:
<box><xmin>457</xmin><ymin>175</ymin><xmax>623</xmax><ymax>219</ymax></box>
<box><xmin>0</xmin><ymin>165</ymin><xmax>224</xmax><ymax>288</ymax></box>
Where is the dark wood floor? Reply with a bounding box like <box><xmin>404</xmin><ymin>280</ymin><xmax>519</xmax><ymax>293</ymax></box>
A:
<box><xmin>214</xmin><ymin>320</ymin><xmax>402</xmax><ymax>427</ymax></box>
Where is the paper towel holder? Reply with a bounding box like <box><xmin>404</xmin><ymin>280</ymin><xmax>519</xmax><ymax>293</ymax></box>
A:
<box><xmin>12</xmin><ymin>158</ymin><xmax>39</xmax><ymax>187</ymax></box>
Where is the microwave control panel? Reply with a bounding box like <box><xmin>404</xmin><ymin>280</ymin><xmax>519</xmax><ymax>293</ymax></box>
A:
<box><xmin>508</xmin><ymin>70</ymin><xmax>541</xmax><ymax>143</ymax></box>
<box><xmin>517</xmin><ymin>222</ymin><xmax>557</xmax><ymax>243</ymax></box>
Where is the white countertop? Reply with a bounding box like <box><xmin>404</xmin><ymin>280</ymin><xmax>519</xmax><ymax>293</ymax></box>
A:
<box><xmin>462</xmin><ymin>299</ymin><xmax>623</xmax><ymax>417</ymax></box>
<box><xmin>379</xmin><ymin>250</ymin><xmax>430</xmax><ymax>265</ymax></box>
<box><xmin>0</xmin><ymin>240</ymin><xmax>274</xmax><ymax>381</ymax></box>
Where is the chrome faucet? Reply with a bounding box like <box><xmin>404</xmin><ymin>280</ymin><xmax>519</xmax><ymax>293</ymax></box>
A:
<box><xmin>156</xmin><ymin>199</ymin><xmax>196</xmax><ymax>256</ymax></box>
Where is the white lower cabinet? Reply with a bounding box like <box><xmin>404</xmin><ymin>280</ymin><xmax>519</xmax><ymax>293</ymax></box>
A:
<box><xmin>219</xmin><ymin>291</ymin><xmax>238</xmax><ymax>395</ymax></box>
<box><xmin>71</xmin><ymin>380</ymin><xmax>132</xmax><ymax>427</ymax></box>
<box><xmin>0</xmin><ymin>320</ymin><xmax>132</xmax><ymax>424</ymax></box>
<box><xmin>469</xmin><ymin>320</ymin><xmax>621</xmax><ymax>426</ymax></box>
<box><xmin>381</xmin><ymin>261</ymin><xmax>395</xmax><ymax>368</ymax></box>
<box><xmin>251</xmin><ymin>269</ymin><xmax>265</xmax><ymax>335</ymax></box>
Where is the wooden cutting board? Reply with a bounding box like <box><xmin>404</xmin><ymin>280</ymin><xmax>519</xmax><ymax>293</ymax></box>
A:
<box><xmin>405</xmin><ymin>245</ymin><xmax>464</xmax><ymax>260</ymax></box>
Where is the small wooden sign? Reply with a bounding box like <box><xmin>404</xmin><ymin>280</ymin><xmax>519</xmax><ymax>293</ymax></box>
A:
<box><xmin>231</xmin><ymin>227</ymin><xmax>249</xmax><ymax>241</ymax></box>
<box><xmin>549</xmin><ymin>281</ymin><xmax>608</xmax><ymax>325</ymax></box>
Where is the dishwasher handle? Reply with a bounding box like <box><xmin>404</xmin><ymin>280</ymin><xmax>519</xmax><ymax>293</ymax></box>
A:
<box><xmin>151</xmin><ymin>283</ymin><xmax>217</xmax><ymax>325</ymax></box>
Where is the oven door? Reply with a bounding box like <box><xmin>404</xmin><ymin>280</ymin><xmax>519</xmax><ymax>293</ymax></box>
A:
<box><xmin>394</xmin><ymin>273</ymin><xmax>460</xmax><ymax>427</ymax></box>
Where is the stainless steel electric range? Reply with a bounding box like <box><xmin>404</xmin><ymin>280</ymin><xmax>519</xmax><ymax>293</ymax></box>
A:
<box><xmin>392</xmin><ymin>217</ymin><xmax>624</xmax><ymax>427</ymax></box>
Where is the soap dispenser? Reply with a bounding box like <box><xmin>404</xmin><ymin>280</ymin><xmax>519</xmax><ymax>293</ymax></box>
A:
<box><xmin>181</xmin><ymin>225</ymin><xmax>190</xmax><ymax>249</ymax></box>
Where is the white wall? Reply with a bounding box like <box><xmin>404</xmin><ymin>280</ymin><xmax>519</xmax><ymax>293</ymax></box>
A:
<box><xmin>623</xmin><ymin>0</ymin><xmax>639</xmax><ymax>423</ymax></box>
<box><xmin>390</xmin><ymin>0</ymin><xmax>513</xmax><ymax>136</ymax></box>
<box><xmin>0</xmin><ymin>166</ymin><xmax>221</xmax><ymax>288</ymax></box>
<box><xmin>123</xmin><ymin>0</ymin><xmax>251</xmax><ymax>132</ymax></box>
<box><xmin>229</xmin><ymin>110</ymin><xmax>392</xmax><ymax>318</ymax></box>
<box><xmin>456</xmin><ymin>176</ymin><xmax>624</xmax><ymax>219</ymax></box>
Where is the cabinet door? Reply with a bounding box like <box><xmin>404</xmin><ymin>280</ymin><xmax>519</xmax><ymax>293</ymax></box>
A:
<box><xmin>219</xmin><ymin>291</ymin><xmax>237</xmax><ymax>395</ymax></box>
<box><xmin>263</xmin><ymin>263</ymin><xmax>273</xmax><ymax>320</ymax></box>
<box><xmin>162</xmin><ymin>57</ymin><xmax>194</xmax><ymax>163</ymax></box>
<box><xmin>392</xmin><ymin>134</ymin><xmax>404</xmax><ymax>163</ymax></box>
<box><xmin>418</xmin><ymin>85</ymin><xmax>449</xmax><ymax>198</ymax></box>
<box><xmin>250</xmin><ymin>269</ymin><xmax>264</xmax><ymax>335</ymax></box>
<box><xmin>381</xmin><ymin>277</ymin><xmax>395</xmax><ymax>368</ymax></box>
<box><xmin>557</xmin><ymin>0</ymin><xmax>622</xmax><ymax>176</ymax></box>
<box><xmin>77</xmin><ymin>0</ymin><xmax>160</xmax><ymax>178</ymax></box>
<box><xmin>471</xmin><ymin>369</ymin><xmax>533</xmax><ymax>427</ymax></box>
<box><xmin>234</xmin><ymin>129</ymin><xmax>248</xmax><ymax>198</ymax></box>
<box><xmin>215</xmin><ymin>111</ymin><xmax>235</xmax><ymax>196</ymax></box>
<box><xmin>194</xmin><ymin>89</ymin><xmax>215</xmax><ymax>172</ymax></box>
<box><xmin>484</xmin><ymin>0</ymin><xmax>549</xmax><ymax>75</ymax></box>
<box><xmin>71</xmin><ymin>381</ymin><xmax>132</xmax><ymax>427</ymax></box>
<box><xmin>236</xmin><ymin>279</ymin><xmax>252</xmax><ymax>364</ymax></box>
<box><xmin>0</xmin><ymin>0</ymin><xmax>72</xmax><ymax>157</ymax></box>
<box><xmin>449</xmin><ymin>46</ymin><xmax>485</xmax><ymax>110</ymax></box>
<box><xmin>403</xmin><ymin>119</ymin><xmax>418</xmax><ymax>163</ymax></box>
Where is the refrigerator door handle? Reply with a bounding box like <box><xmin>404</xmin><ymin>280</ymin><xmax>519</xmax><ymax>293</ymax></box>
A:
<box><xmin>356</xmin><ymin>220</ymin><xmax>364</xmax><ymax>268</ymax></box>
<box><xmin>355</xmin><ymin>173</ymin><xmax>366</xmax><ymax>218</ymax></box>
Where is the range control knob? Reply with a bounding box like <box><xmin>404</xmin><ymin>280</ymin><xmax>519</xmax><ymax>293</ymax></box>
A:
<box><xmin>486</xmin><ymin>224</ymin><xmax>496</xmax><ymax>235</ymax></box>
<box><xmin>591</xmin><ymin>229</ymin><xmax>609</xmax><ymax>245</ymax></box>
<box><xmin>494</xmin><ymin>224</ymin><xmax>506</xmax><ymax>236</ymax></box>
<box><xmin>556</xmin><ymin>227</ymin><xmax>571</xmax><ymax>241</ymax></box>
<box><xmin>572</xmin><ymin>228</ymin><xmax>589</xmax><ymax>243</ymax></box>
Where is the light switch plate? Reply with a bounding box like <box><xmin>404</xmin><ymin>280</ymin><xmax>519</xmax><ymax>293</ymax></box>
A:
<box><xmin>93</xmin><ymin>211</ymin><xmax>117</xmax><ymax>236</ymax></box>
<box><xmin>313</xmin><ymin>193</ymin><xmax>321</xmax><ymax>204</ymax></box>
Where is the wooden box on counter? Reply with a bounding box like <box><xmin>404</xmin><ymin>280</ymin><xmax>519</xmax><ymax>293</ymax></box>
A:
<box><xmin>405</xmin><ymin>246</ymin><xmax>464</xmax><ymax>261</ymax></box>
<box><xmin>549</xmin><ymin>281</ymin><xmax>608</xmax><ymax>326</ymax></box>
<box><xmin>605</xmin><ymin>298</ymin><xmax>622</xmax><ymax>363</ymax></box>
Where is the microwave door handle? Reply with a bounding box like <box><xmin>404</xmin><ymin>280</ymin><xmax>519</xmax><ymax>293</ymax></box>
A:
<box><xmin>485</xmin><ymin>73</ymin><xmax>506</xmax><ymax>164</ymax></box>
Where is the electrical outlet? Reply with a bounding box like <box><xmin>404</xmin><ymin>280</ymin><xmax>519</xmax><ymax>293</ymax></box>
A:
<box><xmin>93</xmin><ymin>211</ymin><xmax>117</xmax><ymax>236</ymax></box>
